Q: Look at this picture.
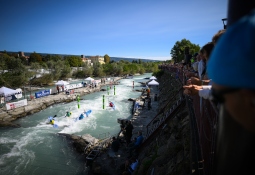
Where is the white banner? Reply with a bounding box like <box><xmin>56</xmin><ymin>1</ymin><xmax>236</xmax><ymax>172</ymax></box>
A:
<box><xmin>65</xmin><ymin>83</ymin><xmax>83</xmax><ymax>90</ymax></box>
<box><xmin>6</xmin><ymin>99</ymin><xmax>28</xmax><ymax>110</ymax></box>
<box><xmin>93</xmin><ymin>80</ymin><xmax>101</xmax><ymax>84</ymax></box>
<box><xmin>15</xmin><ymin>88</ymin><xmax>23</xmax><ymax>99</ymax></box>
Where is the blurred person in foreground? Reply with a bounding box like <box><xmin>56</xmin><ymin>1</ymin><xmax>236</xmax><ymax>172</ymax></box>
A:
<box><xmin>207</xmin><ymin>9</ymin><xmax>255</xmax><ymax>175</ymax></box>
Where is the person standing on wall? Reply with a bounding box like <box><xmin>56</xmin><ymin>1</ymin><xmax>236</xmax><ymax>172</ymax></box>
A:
<box><xmin>56</xmin><ymin>85</ymin><xmax>59</xmax><ymax>94</ymax></box>
<box><xmin>125</xmin><ymin>120</ymin><xmax>134</xmax><ymax>146</ymax></box>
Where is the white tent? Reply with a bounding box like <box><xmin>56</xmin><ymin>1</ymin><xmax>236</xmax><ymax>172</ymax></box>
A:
<box><xmin>150</xmin><ymin>76</ymin><xmax>157</xmax><ymax>80</ymax></box>
<box><xmin>55</xmin><ymin>80</ymin><xmax>69</xmax><ymax>86</ymax></box>
<box><xmin>0</xmin><ymin>86</ymin><xmax>18</xmax><ymax>97</ymax></box>
<box><xmin>85</xmin><ymin>77</ymin><xmax>94</xmax><ymax>81</ymax></box>
<box><xmin>148</xmin><ymin>80</ymin><xmax>159</xmax><ymax>85</ymax></box>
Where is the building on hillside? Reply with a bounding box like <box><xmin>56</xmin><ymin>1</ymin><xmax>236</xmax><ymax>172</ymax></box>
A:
<box><xmin>98</xmin><ymin>56</ymin><xmax>105</xmax><ymax>64</ymax></box>
<box><xmin>18</xmin><ymin>51</ymin><xmax>25</xmax><ymax>57</ymax></box>
<box><xmin>18</xmin><ymin>51</ymin><xmax>29</xmax><ymax>60</ymax></box>
<box><xmin>81</xmin><ymin>57</ymin><xmax>93</xmax><ymax>66</ymax></box>
<box><xmin>89</xmin><ymin>55</ymin><xmax>105</xmax><ymax>64</ymax></box>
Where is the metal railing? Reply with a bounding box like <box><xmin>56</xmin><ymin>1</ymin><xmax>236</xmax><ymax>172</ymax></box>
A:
<box><xmin>160</xmin><ymin>65</ymin><xmax>219</xmax><ymax>175</ymax></box>
<box><xmin>85</xmin><ymin>132</ymin><xmax>112</xmax><ymax>161</ymax></box>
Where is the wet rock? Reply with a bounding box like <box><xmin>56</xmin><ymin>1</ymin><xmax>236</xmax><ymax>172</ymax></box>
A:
<box><xmin>135</xmin><ymin>89</ymin><xmax>143</xmax><ymax>92</ymax></box>
<box><xmin>58</xmin><ymin>133</ymin><xmax>99</xmax><ymax>153</ymax></box>
<box><xmin>0</xmin><ymin>121</ymin><xmax>21</xmax><ymax>128</ymax></box>
<box><xmin>81</xmin><ymin>134</ymin><xmax>99</xmax><ymax>144</ymax></box>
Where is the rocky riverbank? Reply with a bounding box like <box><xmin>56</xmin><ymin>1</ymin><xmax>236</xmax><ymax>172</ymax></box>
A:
<box><xmin>0</xmin><ymin>77</ymin><xmax>122</xmax><ymax>126</ymax></box>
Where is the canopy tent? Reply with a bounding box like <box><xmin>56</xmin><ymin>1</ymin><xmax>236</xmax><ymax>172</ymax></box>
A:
<box><xmin>84</xmin><ymin>77</ymin><xmax>94</xmax><ymax>81</ymax></box>
<box><xmin>150</xmin><ymin>76</ymin><xmax>157</xmax><ymax>80</ymax></box>
<box><xmin>148</xmin><ymin>80</ymin><xmax>159</xmax><ymax>85</ymax></box>
<box><xmin>0</xmin><ymin>86</ymin><xmax>18</xmax><ymax>97</ymax></box>
<box><xmin>55</xmin><ymin>80</ymin><xmax>69</xmax><ymax>86</ymax></box>
<box><xmin>84</xmin><ymin>77</ymin><xmax>95</xmax><ymax>85</ymax></box>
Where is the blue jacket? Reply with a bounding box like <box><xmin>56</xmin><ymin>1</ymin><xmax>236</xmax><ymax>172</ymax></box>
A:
<box><xmin>135</xmin><ymin>135</ymin><xmax>144</xmax><ymax>146</ymax></box>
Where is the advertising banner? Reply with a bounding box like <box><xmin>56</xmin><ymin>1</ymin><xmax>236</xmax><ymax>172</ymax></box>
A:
<box><xmin>6</xmin><ymin>99</ymin><xmax>28</xmax><ymax>110</ymax></box>
<box><xmin>35</xmin><ymin>89</ymin><xmax>51</xmax><ymax>98</ymax></box>
<box><xmin>66</xmin><ymin>83</ymin><xmax>82</xmax><ymax>90</ymax></box>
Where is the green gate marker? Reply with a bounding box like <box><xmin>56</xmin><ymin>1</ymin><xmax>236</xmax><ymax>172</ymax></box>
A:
<box><xmin>114</xmin><ymin>86</ymin><xmax>116</xmax><ymax>95</ymax></box>
<box><xmin>103</xmin><ymin>95</ymin><xmax>105</xmax><ymax>109</ymax></box>
<box><xmin>77</xmin><ymin>95</ymin><xmax>80</xmax><ymax>109</ymax></box>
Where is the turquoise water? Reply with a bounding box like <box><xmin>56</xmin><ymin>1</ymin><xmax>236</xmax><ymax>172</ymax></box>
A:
<box><xmin>0</xmin><ymin>73</ymin><xmax>151</xmax><ymax>175</ymax></box>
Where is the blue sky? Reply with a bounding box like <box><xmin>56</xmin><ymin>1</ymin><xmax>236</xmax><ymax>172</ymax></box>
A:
<box><xmin>0</xmin><ymin>0</ymin><xmax>228</xmax><ymax>60</ymax></box>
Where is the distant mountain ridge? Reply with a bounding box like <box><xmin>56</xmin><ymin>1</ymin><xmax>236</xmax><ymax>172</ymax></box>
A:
<box><xmin>1</xmin><ymin>51</ymin><xmax>160</xmax><ymax>62</ymax></box>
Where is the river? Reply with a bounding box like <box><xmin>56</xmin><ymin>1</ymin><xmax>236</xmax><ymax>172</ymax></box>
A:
<box><xmin>0</xmin><ymin>73</ymin><xmax>151</xmax><ymax>175</ymax></box>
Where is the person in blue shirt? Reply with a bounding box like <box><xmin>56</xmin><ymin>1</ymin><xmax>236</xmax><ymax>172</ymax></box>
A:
<box><xmin>134</xmin><ymin>131</ymin><xmax>143</xmax><ymax>146</ymax></box>
<box><xmin>127</xmin><ymin>131</ymin><xmax>143</xmax><ymax>156</ymax></box>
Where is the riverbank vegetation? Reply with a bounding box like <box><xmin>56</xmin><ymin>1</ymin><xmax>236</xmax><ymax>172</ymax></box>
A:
<box><xmin>0</xmin><ymin>52</ymin><xmax>161</xmax><ymax>88</ymax></box>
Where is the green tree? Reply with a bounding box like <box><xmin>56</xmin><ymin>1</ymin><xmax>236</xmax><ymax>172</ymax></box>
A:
<box><xmin>42</xmin><ymin>54</ymin><xmax>51</xmax><ymax>62</ymax></box>
<box><xmin>83</xmin><ymin>65</ymin><xmax>93</xmax><ymax>77</ymax></box>
<box><xmin>73</xmin><ymin>70</ymin><xmax>84</xmax><ymax>78</ymax></box>
<box><xmin>29</xmin><ymin>52</ymin><xmax>42</xmax><ymax>64</ymax></box>
<box><xmin>60</xmin><ymin>63</ymin><xmax>72</xmax><ymax>79</ymax></box>
<box><xmin>51</xmin><ymin>55</ymin><xmax>62</xmax><ymax>62</ymax></box>
<box><xmin>122</xmin><ymin>64</ymin><xmax>130</xmax><ymax>74</ymax></box>
<box><xmin>46</xmin><ymin>60</ymin><xmax>55</xmax><ymax>74</ymax></box>
<box><xmin>40</xmin><ymin>62</ymin><xmax>48</xmax><ymax>69</ymax></box>
<box><xmin>170</xmin><ymin>39</ymin><xmax>200</xmax><ymax>63</ymax></box>
<box><xmin>139</xmin><ymin>67</ymin><xmax>145</xmax><ymax>74</ymax></box>
<box><xmin>93</xmin><ymin>63</ymin><xmax>104</xmax><ymax>77</ymax></box>
<box><xmin>0</xmin><ymin>57</ymin><xmax>31</xmax><ymax>87</ymax></box>
<box><xmin>102</xmin><ymin>63</ymin><xmax>114</xmax><ymax>75</ymax></box>
<box><xmin>52</xmin><ymin>60</ymin><xmax>64</xmax><ymax>80</ymax></box>
<box><xmin>30</xmin><ymin>62</ymin><xmax>41</xmax><ymax>73</ymax></box>
<box><xmin>104</xmin><ymin>54</ymin><xmax>110</xmax><ymax>63</ymax></box>
<box><xmin>0</xmin><ymin>53</ymin><xmax>9</xmax><ymax>71</ymax></box>
<box><xmin>65</xmin><ymin>56</ymin><xmax>82</xmax><ymax>67</ymax></box>
<box><xmin>114</xmin><ymin>65</ymin><xmax>123</xmax><ymax>75</ymax></box>
<box><xmin>20</xmin><ymin>56</ymin><xmax>29</xmax><ymax>65</ymax></box>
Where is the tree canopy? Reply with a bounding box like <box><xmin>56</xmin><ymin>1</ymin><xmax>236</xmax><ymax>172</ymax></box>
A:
<box><xmin>104</xmin><ymin>54</ymin><xmax>110</xmax><ymax>63</ymax></box>
<box><xmin>170</xmin><ymin>39</ymin><xmax>200</xmax><ymax>63</ymax></box>
<box><xmin>29</xmin><ymin>52</ymin><xmax>42</xmax><ymax>64</ymax></box>
<box><xmin>0</xmin><ymin>54</ymin><xmax>31</xmax><ymax>88</ymax></box>
<box><xmin>65</xmin><ymin>56</ymin><xmax>83</xmax><ymax>67</ymax></box>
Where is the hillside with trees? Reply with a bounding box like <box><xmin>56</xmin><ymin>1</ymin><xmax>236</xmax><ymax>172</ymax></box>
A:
<box><xmin>0</xmin><ymin>51</ymin><xmax>161</xmax><ymax>88</ymax></box>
